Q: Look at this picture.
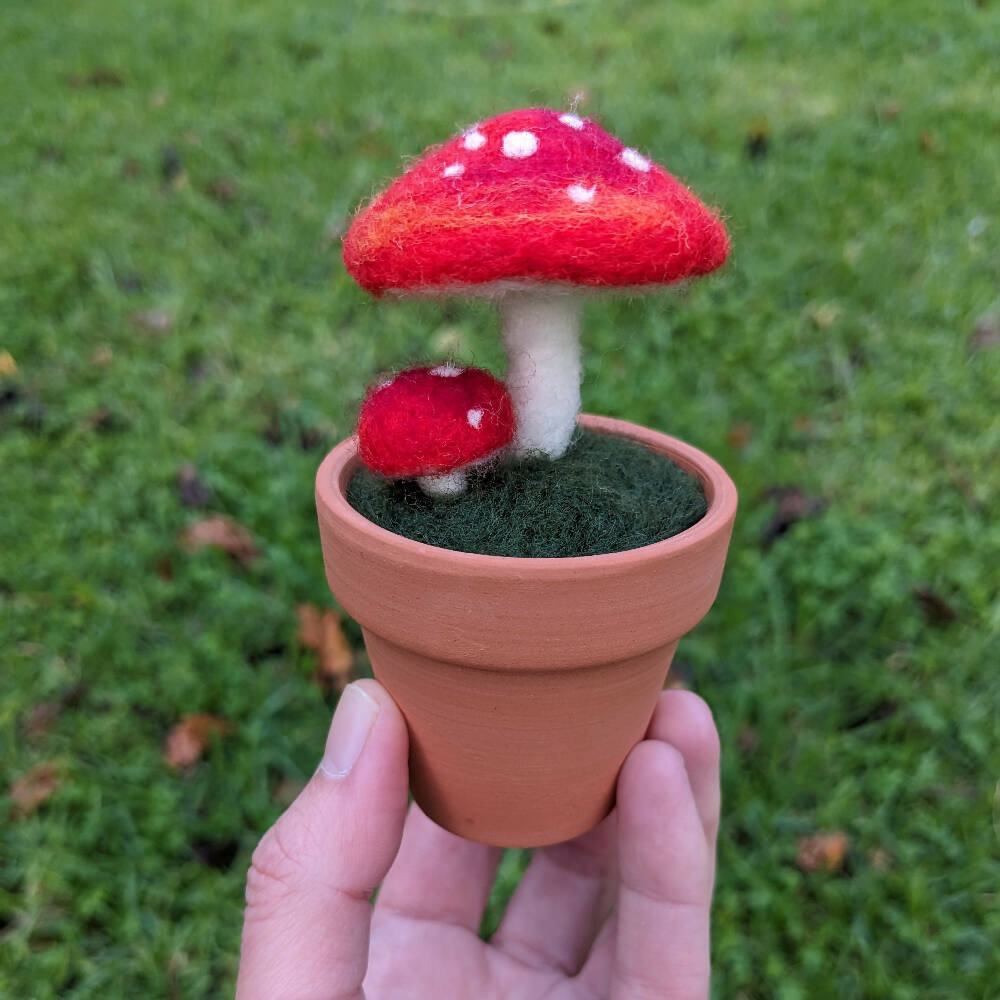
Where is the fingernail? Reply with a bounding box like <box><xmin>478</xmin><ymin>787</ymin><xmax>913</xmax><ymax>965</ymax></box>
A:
<box><xmin>318</xmin><ymin>683</ymin><xmax>379</xmax><ymax>778</ymax></box>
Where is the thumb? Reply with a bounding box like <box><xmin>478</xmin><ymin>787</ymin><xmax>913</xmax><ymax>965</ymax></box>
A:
<box><xmin>236</xmin><ymin>680</ymin><xmax>409</xmax><ymax>1000</ymax></box>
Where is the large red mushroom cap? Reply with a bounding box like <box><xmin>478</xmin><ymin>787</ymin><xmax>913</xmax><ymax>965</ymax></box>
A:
<box><xmin>343</xmin><ymin>107</ymin><xmax>729</xmax><ymax>295</ymax></box>
<box><xmin>358</xmin><ymin>365</ymin><xmax>515</xmax><ymax>481</ymax></box>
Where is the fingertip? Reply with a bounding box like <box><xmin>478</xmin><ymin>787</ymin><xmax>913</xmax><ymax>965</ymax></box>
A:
<box><xmin>337</xmin><ymin>679</ymin><xmax>408</xmax><ymax>773</ymax></box>
<box><xmin>348</xmin><ymin>678</ymin><xmax>405</xmax><ymax>730</ymax></box>
<box><xmin>619</xmin><ymin>739</ymin><xmax>690</xmax><ymax>814</ymax></box>
<box><xmin>649</xmin><ymin>689</ymin><xmax>720</xmax><ymax>760</ymax></box>
<box><xmin>335</xmin><ymin>680</ymin><xmax>409</xmax><ymax>821</ymax></box>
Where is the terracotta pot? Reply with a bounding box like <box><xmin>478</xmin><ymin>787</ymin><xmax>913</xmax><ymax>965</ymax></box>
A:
<box><xmin>315</xmin><ymin>414</ymin><xmax>737</xmax><ymax>847</ymax></box>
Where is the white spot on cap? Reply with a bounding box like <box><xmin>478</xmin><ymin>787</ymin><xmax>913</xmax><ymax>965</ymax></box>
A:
<box><xmin>566</xmin><ymin>184</ymin><xmax>596</xmax><ymax>204</ymax></box>
<box><xmin>559</xmin><ymin>113</ymin><xmax>585</xmax><ymax>130</ymax></box>
<box><xmin>466</xmin><ymin>408</ymin><xmax>483</xmax><ymax>429</ymax></box>
<box><xmin>502</xmin><ymin>131</ymin><xmax>538</xmax><ymax>158</ymax></box>
<box><xmin>442</xmin><ymin>162</ymin><xmax>464</xmax><ymax>178</ymax></box>
<box><xmin>620</xmin><ymin>148</ymin><xmax>651</xmax><ymax>172</ymax></box>
<box><xmin>462</xmin><ymin>130</ymin><xmax>486</xmax><ymax>151</ymax></box>
<box><xmin>430</xmin><ymin>365</ymin><xmax>464</xmax><ymax>377</ymax></box>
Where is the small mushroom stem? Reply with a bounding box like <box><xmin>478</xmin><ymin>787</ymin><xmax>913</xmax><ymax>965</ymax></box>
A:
<box><xmin>417</xmin><ymin>468</ymin><xmax>468</xmax><ymax>497</ymax></box>
<box><xmin>499</xmin><ymin>289</ymin><xmax>583</xmax><ymax>459</ymax></box>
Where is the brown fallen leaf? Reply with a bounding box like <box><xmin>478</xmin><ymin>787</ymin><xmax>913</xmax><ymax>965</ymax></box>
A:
<box><xmin>9</xmin><ymin>761</ymin><xmax>62</xmax><ymax>816</ymax></box>
<box><xmin>67</xmin><ymin>67</ymin><xmax>125</xmax><ymax>88</ymax></box>
<box><xmin>913</xmin><ymin>586</ymin><xmax>957</xmax><ymax>626</ymax></box>
<box><xmin>164</xmin><ymin>713</ymin><xmax>232</xmax><ymax>769</ymax></box>
<box><xmin>129</xmin><ymin>309</ymin><xmax>174</xmax><ymax>333</ymax></box>
<box><xmin>797</xmin><ymin>831</ymin><xmax>849</xmax><ymax>872</ymax></box>
<box><xmin>968</xmin><ymin>316</ymin><xmax>1000</xmax><ymax>352</ymax></box>
<box><xmin>737</xmin><ymin>728</ymin><xmax>759</xmax><ymax>755</ymax></box>
<box><xmin>24</xmin><ymin>701</ymin><xmax>63</xmax><ymax>742</ymax></box>
<box><xmin>23</xmin><ymin>683</ymin><xmax>88</xmax><ymax>743</ymax></box>
<box><xmin>298</xmin><ymin>604</ymin><xmax>354</xmax><ymax>692</ymax></box>
<box><xmin>205</xmin><ymin>177</ymin><xmax>239</xmax><ymax>203</ymax></box>
<box><xmin>0</xmin><ymin>350</ymin><xmax>17</xmax><ymax>376</ymax></box>
<box><xmin>868</xmin><ymin>847</ymin><xmax>892</xmax><ymax>870</ymax></box>
<box><xmin>176</xmin><ymin>464</ymin><xmax>213</xmax><ymax>508</ymax></box>
<box><xmin>180</xmin><ymin>515</ymin><xmax>258</xmax><ymax>566</ymax></box>
<box><xmin>808</xmin><ymin>303</ymin><xmax>840</xmax><ymax>329</ymax></box>
<box><xmin>90</xmin><ymin>344</ymin><xmax>114</xmax><ymax>367</ymax></box>
<box><xmin>727</xmin><ymin>422</ymin><xmax>753</xmax><ymax>450</ymax></box>
<box><xmin>297</xmin><ymin>602</ymin><xmax>324</xmax><ymax>648</ymax></box>
<box><xmin>84</xmin><ymin>406</ymin><xmax>121</xmax><ymax>432</ymax></box>
<box><xmin>761</xmin><ymin>486</ymin><xmax>825</xmax><ymax>548</ymax></box>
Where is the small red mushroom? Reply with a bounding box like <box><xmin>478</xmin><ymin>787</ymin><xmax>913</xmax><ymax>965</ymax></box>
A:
<box><xmin>358</xmin><ymin>365</ymin><xmax>516</xmax><ymax>497</ymax></box>
<box><xmin>343</xmin><ymin>107</ymin><xmax>730</xmax><ymax>459</ymax></box>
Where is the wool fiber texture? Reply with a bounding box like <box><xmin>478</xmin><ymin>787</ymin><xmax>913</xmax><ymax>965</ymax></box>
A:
<box><xmin>347</xmin><ymin>428</ymin><xmax>708</xmax><ymax>558</ymax></box>
<box><xmin>501</xmin><ymin>292</ymin><xmax>581</xmax><ymax>458</ymax></box>
<box><xmin>343</xmin><ymin>107</ymin><xmax>730</xmax><ymax>295</ymax></box>
<box><xmin>358</xmin><ymin>365</ymin><xmax>515</xmax><ymax>478</ymax></box>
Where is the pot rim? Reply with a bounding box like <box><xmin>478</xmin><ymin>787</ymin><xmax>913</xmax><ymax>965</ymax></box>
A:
<box><xmin>316</xmin><ymin>413</ymin><xmax>737</xmax><ymax>575</ymax></box>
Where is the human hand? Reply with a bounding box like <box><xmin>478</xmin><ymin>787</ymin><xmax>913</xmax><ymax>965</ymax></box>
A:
<box><xmin>236</xmin><ymin>679</ymin><xmax>720</xmax><ymax>999</ymax></box>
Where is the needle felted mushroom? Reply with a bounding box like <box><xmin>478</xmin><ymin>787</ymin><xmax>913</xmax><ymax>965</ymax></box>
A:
<box><xmin>343</xmin><ymin>107</ymin><xmax>730</xmax><ymax>459</ymax></box>
<box><xmin>357</xmin><ymin>365</ymin><xmax>516</xmax><ymax>497</ymax></box>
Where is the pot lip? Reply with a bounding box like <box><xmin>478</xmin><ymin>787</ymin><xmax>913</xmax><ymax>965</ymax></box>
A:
<box><xmin>316</xmin><ymin>413</ymin><xmax>737</xmax><ymax>574</ymax></box>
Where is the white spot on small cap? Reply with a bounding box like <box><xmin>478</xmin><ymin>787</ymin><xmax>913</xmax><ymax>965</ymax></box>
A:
<box><xmin>442</xmin><ymin>162</ymin><xmax>464</xmax><ymax>178</ymax></box>
<box><xmin>502</xmin><ymin>131</ymin><xmax>538</xmax><ymax>158</ymax></box>
<box><xmin>462</xmin><ymin>130</ymin><xmax>486</xmax><ymax>151</ymax></box>
<box><xmin>620</xmin><ymin>148</ymin><xmax>651</xmax><ymax>172</ymax></box>
<box><xmin>559</xmin><ymin>113</ymin><xmax>585</xmax><ymax>130</ymax></box>
<box><xmin>466</xmin><ymin>408</ymin><xmax>483</xmax><ymax>429</ymax></box>
<box><xmin>566</xmin><ymin>184</ymin><xmax>596</xmax><ymax>204</ymax></box>
<box><xmin>430</xmin><ymin>365</ymin><xmax>464</xmax><ymax>377</ymax></box>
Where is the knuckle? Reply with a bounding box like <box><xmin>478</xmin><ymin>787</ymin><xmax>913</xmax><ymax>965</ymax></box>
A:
<box><xmin>244</xmin><ymin>819</ymin><xmax>314</xmax><ymax>912</ymax></box>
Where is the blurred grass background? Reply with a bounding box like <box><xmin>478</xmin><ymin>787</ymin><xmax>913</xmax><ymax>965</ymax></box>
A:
<box><xmin>2</xmin><ymin>0</ymin><xmax>999</xmax><ymax>996</ymax></box>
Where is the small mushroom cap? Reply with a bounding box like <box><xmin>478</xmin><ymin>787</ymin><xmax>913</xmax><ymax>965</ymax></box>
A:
<box><xmin>343</xmin><ymin>107</ymin><xmax>729</xmax><ymax>296</ymax></box>
<box><xmin>358</xmin><ymin>366</ymin><xmax>516</xmax><ymax>478</ymax></box>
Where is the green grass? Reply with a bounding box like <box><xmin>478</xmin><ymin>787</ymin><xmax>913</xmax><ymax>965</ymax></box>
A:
<box><xmin>2</xmin><ymin>0</ymin><xmax>999</xmax><ymax>997</ymax></box>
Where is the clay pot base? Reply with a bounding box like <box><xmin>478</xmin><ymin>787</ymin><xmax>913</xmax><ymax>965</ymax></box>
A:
<box><xmin>316</xmin><ymin>415</ymin><xmax>737</xmax><ymax>847</ymax></box>
<box><xmin>346</xmin><ymin>427</ymin><xmax>708</xmax><ymax>558</ymax></box>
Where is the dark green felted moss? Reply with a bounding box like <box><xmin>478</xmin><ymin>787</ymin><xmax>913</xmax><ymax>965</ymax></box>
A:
<box><xmin>346</xmin><ymin>428</ymin><xmax>708</xmax><ymax>557</ymax></box>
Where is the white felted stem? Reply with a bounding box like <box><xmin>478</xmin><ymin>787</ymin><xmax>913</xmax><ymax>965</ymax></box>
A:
<box><xmin>417</xmin><ymin>468</ymin><xmax>468</xmax><ymax>497</ymax></box>
<box><xmin>500</xmin><ymin>290</ymin><xmax>583</xmax><ymax>459</ymax></box>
